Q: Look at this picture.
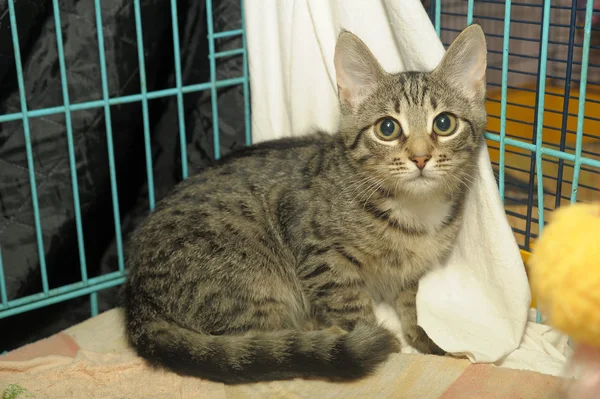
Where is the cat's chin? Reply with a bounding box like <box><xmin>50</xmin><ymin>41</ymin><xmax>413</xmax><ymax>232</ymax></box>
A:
<box><xmin>397</xmin><ymin>175</ymin><xmax>444</xmax><ymax>197</ymax></box>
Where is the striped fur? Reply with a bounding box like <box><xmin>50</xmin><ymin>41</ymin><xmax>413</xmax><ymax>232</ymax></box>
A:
<box><xmin>124</xmin><ymin>25</ymin><xmax>488</xmax><ymax>383</ymax></box>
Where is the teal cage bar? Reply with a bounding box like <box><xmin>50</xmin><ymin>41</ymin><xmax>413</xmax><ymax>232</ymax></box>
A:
<box><xmin>428</xmin><ymin>0</ymin><xmax>600</xmax><ymax>321</ymax></box>
<box><xmin>0</xmin><ymin>0</ymin><xmax>251</xmax><ymax>321</ymax></box>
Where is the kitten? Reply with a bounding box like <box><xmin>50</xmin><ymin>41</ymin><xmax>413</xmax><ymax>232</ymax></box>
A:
<box><xmin>123</xmin><ymin>24</ymin><xmax>487</xmax><ymax>384</ymax></box>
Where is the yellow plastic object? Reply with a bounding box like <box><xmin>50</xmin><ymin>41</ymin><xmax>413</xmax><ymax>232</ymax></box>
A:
<box><xmin>528</xmin><ymin>202</ymin><xmax>600</xmax><ymax>346</ymax></box>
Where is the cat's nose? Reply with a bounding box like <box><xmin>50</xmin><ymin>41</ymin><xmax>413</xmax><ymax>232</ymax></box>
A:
<box><xmin>410</xmin><ymin>155</ymin><xmax>431</xmax><ymax>170</ymax></box>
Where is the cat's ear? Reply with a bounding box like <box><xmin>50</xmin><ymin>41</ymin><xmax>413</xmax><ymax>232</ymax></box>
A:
<box><xmin>334</xmin><ymin>31</ymin><xmax>385</xmax><ymax>111</ymax></box>
<box><xmin>433</xmin><ymin>24</ymin><xmax>487</xmax><ymax>100</ymax></box>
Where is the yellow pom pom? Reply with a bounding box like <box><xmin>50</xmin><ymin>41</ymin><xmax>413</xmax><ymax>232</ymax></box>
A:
<box><xmin>528</xmin><ymin>202</ymin><xmax>600</xmax><ymax>347</ymax></box>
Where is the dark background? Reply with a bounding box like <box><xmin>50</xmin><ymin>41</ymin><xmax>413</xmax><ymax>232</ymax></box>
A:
<box><xmin>0</xmin><ymin>0</ymin><xmax>248</xmax><ymax>352</ymax></box>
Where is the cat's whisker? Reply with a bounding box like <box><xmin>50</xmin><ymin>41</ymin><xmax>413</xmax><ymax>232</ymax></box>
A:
<box><xmin>355</xmin><ymin>177</ymin><xmax>387</xmax><ymax>205</ymax></box>
<box><xmin>393</xmin><ymin>176</ymin><xmax>402</xmax><ymax>197</ymax></box>
<box><xmin>439</xmin><ymin>174</ymin><xmax>453</xmax><ymax>196</ymax></box>
<box><xmin>353</xmin><ymin>183</ymin><xmax>379</xmax><ymax>208</ymax></box>
<box><xmin>362</xmin><ymin>179</ymin><xmax>387</xmax><ymax>209</ymax></box>
<box><xmin>449</xmin><ymin>171</ymin><xmax>475</xmax><ymax>194</ymax></box>
<box><xmin>342</xmin><ymin>174</ymin><xmax>381</xmax><ymax>198</ymax></box>
<box><xmin>351</xmin><ymin>179</ymin><xmax>383</xmax><ymax>204</ymax></box>
<box><xmin>343</xmin><ymin>181</ymin><xmax>370</xmax><ymax>198</ymax></box>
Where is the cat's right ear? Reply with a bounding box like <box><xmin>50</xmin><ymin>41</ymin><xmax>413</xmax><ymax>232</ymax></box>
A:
<box><xmin>334</xmin><ymin>31</ymin><xmax>384</xmax><ymax>112</ymax></box>
<box><xmin>432</xmin><ymin>24</ymin><xmax>487</xmax><ymax>101</ymax></box>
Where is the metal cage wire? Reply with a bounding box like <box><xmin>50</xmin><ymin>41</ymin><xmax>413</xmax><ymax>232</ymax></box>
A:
<box><xmin>0</xmin><ymin>0</ymin><xmax>251</xmax><ymax>320</ymax></box>
<box><xmin>431</xmin><ymin>0</ymin><xmax>600</xmax><ymax>251</ymax></box>
<box><xmin>0</xmin><ymin>0</ymin><xmax>599</xmax><ymax>325</ymax></box>
<box><xmin>429</xmin><ymin>0</ymin><xmax>600</xmax><ymax>322</ymax></box>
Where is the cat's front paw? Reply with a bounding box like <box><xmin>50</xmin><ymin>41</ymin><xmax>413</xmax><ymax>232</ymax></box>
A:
<box><xmin>404</xmin><ymin>325</ymin><xmax>446</xmax><ymax>356</ymax></box>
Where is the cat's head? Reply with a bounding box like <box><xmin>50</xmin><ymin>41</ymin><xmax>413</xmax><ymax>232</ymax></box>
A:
<box><xmin>334</xmin><ymin>25</ymin><xmax>487</xmax><ymax>197</ymax></box>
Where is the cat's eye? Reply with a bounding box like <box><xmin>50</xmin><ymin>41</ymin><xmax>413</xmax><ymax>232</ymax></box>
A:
<box><xmin>375</xmin><ymin>118</ymin><xmax>402</xmax><ymax>141</ymax></box>
<box><xmin>433</xmin><ymin>113</ymin><xmax>458</xmax><ymax>136</ymax></box>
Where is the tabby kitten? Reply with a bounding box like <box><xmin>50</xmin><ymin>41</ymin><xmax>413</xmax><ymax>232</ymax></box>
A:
<box><xmin>124</xmin><ymin>24</ymin><xmax>488</xmax><ymax>384</ymax></box>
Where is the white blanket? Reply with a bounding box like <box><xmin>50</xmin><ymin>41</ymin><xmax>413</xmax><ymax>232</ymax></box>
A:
<box><xmin>244</xmin><ymin>0</ymin><xmax>572</xmax><ymax>377</ymax></box>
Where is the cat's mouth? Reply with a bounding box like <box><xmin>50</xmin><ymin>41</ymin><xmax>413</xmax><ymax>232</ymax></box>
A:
<box><xmin>411</xmin><ymin>170</ymin><xmax>435</xmax><ymax>180</ymax></box>
<box><xmin>405</xmin><ymin>172</ymin><xmax>438</xmax><ymax>189</ymax></box>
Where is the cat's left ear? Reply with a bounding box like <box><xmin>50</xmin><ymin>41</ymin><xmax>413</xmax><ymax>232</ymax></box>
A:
<box><xmin>433</xmin><ymin>24</ymin><xmax>487</xmax><ymax>101</ymax></box>
<box><xmin>334</xmin><ymin>30</ymin><xmax>385</xmax><ymax>112</ymax></box>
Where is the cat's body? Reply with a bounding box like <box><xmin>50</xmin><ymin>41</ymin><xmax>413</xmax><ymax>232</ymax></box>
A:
<box><xmin>124</xmin><ymin>25</ymin><xmax>488</xmax><ymax>384</ymax></box>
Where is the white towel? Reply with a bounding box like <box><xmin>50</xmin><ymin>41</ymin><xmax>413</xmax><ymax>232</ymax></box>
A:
<box><xmin>244</xmin><ymin>0</ymin><xmax>572</xmax><ymax>376</ymax></box>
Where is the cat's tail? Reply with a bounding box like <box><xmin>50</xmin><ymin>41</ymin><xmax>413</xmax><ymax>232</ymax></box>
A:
<box><xmin>127</xmin><ymin>316</ymin><xmax>400</xmax><ymax>384</ymax></box>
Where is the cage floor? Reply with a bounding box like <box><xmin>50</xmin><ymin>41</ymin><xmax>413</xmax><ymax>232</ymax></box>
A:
<box><xmin>0</xmin><ymin>308</ymin><xmax>569</xmax><ymax>398</ymax></box>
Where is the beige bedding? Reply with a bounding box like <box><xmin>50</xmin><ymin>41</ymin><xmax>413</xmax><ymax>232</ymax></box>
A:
<box><xmin>0</xmin><ymin>308</ymin><xmax>570</xmax><ymax>398</ymax></box>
